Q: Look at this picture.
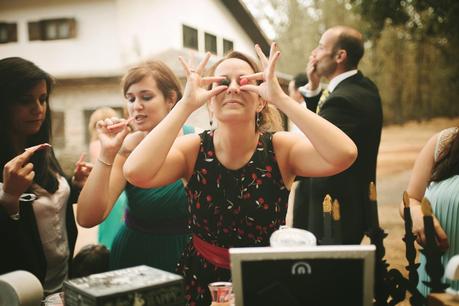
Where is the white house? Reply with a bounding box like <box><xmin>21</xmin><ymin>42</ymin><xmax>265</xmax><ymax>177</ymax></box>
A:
<box><xmin>0</xmin><ymin>0</ymin><xmax>275</xmax><ymax>171</ymax></box>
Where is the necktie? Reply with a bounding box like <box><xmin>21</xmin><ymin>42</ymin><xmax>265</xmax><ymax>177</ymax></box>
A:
<box><xmin>316</xmin><ymin>89</ymin><xmax>330</xmax><ymax>114</ymax></box>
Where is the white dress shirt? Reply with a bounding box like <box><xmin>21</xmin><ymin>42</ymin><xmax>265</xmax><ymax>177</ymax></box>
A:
<box><xmin>299</xmin><ymin>69</ymin><xmax>359</xmax><ymax>97</ymax></box>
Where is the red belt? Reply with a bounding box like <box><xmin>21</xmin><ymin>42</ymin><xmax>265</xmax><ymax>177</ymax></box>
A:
<box><xmin>192</xmin><ymin>235</ymin><xmax>230</xmax><ymax>270</ymax></box>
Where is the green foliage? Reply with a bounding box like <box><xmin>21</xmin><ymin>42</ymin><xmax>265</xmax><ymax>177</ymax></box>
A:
<box><xmin>351</xmin><ymin>0</ymin><xmax>459</xmax><ymax>123</ymax></box>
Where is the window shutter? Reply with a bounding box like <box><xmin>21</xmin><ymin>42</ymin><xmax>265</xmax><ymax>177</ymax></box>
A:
<box><xmin>7</xmin><ymin>23</ymin><xmax>17</xmax><ymax>42</ymax></box>
<box><xmin>28</xmin><ymin>21</ymin><xmax>42</xmax><ymax>41</ymax></box>
<box><xmin>223</xmin><ymin>39</ymin><xmax>234</xmax><ymax>55</ymax></box>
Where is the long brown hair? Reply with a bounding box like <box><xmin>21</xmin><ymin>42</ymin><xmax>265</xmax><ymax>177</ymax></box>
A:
<box><xmin>207</xmin><ymin>51</ymin><xmax>283</xmax><ymax>133</ymax></box>
<box><xmin>430</xmin><ymin>127</ymin><xmax>459</xmax><ymax>182</ymax></box>
<box><xmin>121</xmin><ymin>60</ymin><xmax>182</xmax><ymax>104</ymax></box>
<box><xmin>0</xmin><ymin>57</ymin><xmax>64</xmax><ymax>193</ymax></box>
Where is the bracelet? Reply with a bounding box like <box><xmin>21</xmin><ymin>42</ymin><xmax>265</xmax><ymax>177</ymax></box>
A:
<box><xmin>97</xmin><ymin>157</ymin><xmax>113</xmax><ymax>166</ymax></box>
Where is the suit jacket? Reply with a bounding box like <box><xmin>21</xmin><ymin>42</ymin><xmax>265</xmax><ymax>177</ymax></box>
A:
<box><xmin>293</xmin><ymin>71</ymin><xmax>383</xmax><ymax>244</ymax></box>
<box><xmin>0</xmin><ymin>178</ymin><xmax>78</xmax><ymax>286</ymax></box>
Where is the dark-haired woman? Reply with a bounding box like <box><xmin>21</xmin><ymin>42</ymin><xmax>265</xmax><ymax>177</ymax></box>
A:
<box><xmin>401</xmin><ymin>127</ymin><xmax>459</xmax><ymax>296</ymax></box>
<box><xmin>0</xmin><ymin>57</ymin><xmax>89</xmax><ymax>294</ymax></box>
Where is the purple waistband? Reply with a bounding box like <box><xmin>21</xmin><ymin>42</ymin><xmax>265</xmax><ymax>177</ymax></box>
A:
<box><xmin>124</xmin><ymin>210</ymin><xmax>189</xmax><ymax>235</ymax></box>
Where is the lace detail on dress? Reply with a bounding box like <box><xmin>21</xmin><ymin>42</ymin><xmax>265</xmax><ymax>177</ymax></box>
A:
<box><xmin>434</xmin><ymin>127</ymin><xmax>458</xmax><ymax>161</ymax></box>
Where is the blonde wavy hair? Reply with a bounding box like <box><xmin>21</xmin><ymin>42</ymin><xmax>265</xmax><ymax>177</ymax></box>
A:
<box><xmin>88</xmin><ymin>107</ymin><xmax>118</xmax><ymax>141</ymax></box>
<box><xmin>207</xmin><ymin>51</ymin><xmax>284</xmax><ymax>133</ymax></box>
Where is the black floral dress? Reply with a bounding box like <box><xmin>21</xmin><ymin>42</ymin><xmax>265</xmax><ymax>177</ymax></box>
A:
<box><xmin>177</xmin><ymin>130</ymin><xmax>289</xmax><ymax>306</ymax></box>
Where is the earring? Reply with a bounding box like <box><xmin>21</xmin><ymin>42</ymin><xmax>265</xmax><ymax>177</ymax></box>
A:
<box><xmin>256</xmin><ymin>112</ymin><xmax>261</xmax><ymax>129</ymax></box>
<box><xmin>209</xmin><ymin>118</ymin><xmax>213</xmax><ymax>127</ymax></box>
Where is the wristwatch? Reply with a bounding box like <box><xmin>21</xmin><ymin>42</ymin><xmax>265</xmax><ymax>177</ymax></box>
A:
<box><xmin>10</xmin><ymin>193</ymin><xmax>38</xmax><ymax>221</ymax></box>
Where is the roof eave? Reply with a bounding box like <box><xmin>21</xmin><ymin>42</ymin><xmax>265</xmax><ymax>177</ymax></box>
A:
<box><xmin>221</xmin><ymin>0</ymin><xmax>271</xmax><ymax>54</ymax></box>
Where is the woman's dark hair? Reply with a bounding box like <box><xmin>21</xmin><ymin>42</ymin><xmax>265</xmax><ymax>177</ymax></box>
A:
<box><xmin>0</xmin><ymin>57</ymin><xmax>64</xmax><ymax>193</ymax></box>
<box><xmin>430</xmin><ymin>128</ymin><xmax>459</xmax><ymax>182</ymax></box>
<box><xmin>69</xmin><ymin>244</ymin><xmax>110</xmax><ymax>278</ymax></box>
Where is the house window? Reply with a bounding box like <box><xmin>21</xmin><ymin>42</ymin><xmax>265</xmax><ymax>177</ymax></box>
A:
<box><xmin>0</xmin><ymin>22</ymin><xmax>17</xmax><ymax>44</ymax></box>
<box><xmin>51</xmin><ymin>111</ymin><xmax>66</xmax><ymax>148</ymax></box>
<box><xmin>223</xmin><ymin>39</ymin><xmax>234</xmax><ymax>55</ymax></box>
<box><xmin>183</xmin><ymin>25</ymin><xmax>198</xmax><ymax>50</ymax></box>
<box><xmin>28</xmin><ymin>18</ymin><xmax>76</xmax><ymax>41</ymax></box>
<box><xmin>205</xmin><ymin>32</ymin><xmax>217</xmax><ymax>54</ymax></box>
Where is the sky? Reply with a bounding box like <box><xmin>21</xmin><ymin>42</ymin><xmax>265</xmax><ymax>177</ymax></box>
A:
<box><xmin>241</xmin><ymin>0</ymin><xmax>278</xmax><ymax>40</ymax></box>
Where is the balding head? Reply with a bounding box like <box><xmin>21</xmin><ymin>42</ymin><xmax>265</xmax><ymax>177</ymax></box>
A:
<box><xmin>328</xmin><ymin>26</ymin><xmax>364</xmax><ymax>70</ymax></box>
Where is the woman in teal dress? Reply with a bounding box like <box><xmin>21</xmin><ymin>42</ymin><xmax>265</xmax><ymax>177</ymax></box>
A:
<box><xmin>76</xmin><ymin>60</ymin><xmax>192</xmax><ymax>273</ymax></box>
<box><xmin>402</xmin><ymin>127</ymin><xmax>459</xmax><ymax>296</ymax></box>
<box><xmin>110</xmin><ymin>126</ymin><xmax>193</xmax><ymax>271</ymax></box>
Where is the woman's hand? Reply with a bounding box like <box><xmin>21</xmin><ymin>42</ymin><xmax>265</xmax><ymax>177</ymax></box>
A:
<box><xmin>2</xmin><ymin>148</ymin><xmax>37</xmax><ymax>204</ymax></box>
<box><xmin>240</xmin><ymin>43</ymin><xmax>287</xmax><ymax>105</ymax></box>
<box><xmin>306</xmin><ymin>55</ymin><xmax>320</xmax><ymax>91</ymax></box>
<box><xmin>96</xmin><ymin>117</ymin><xmax>132</xmax><ymax>161</ymax></box>
<box><xmin>72</xmin><ymin>153</ymin><xmax>93</xmax><ymax>189</ymax></box>
<box><xmin>178</xmin><ymin>52</ymin><xmax>227</xmax><ymax>111</ymax></box>
<box><xmin>410</xmin><ymin>200</ymin><xmax>449</xmax><ymax>251</ymax></box>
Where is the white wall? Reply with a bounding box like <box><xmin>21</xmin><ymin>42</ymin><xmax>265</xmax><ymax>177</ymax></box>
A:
<box><xmin>52</xmin><ymin>81</ymin><xmax>122</xmax><ymax>156</ymax></box>
<box><xmin>0</xmin><ymin>0</ymin><xmax>259</xmax><ymax>76</ymax></box>
<box><xmin>116</xmin><ymin>0</ymin><xmax>257</xmax><ymax>65</ymax></box>
<box><xmin>0</xmin><ymin>0</ymin><xmax>123</xmax><ymax>78</ymax></box>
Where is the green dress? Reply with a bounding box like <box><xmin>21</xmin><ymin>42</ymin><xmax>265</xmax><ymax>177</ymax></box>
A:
<box><xmin>109</xmin><ymin>126</ymin><xmax>193</xmax><ymax>273</ymax></box>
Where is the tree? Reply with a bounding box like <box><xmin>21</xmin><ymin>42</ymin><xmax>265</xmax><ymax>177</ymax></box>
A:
<box><xmin>350</xmin><ymin>0</ymin><xmax>459</xmax><ymax>122</ymax></box>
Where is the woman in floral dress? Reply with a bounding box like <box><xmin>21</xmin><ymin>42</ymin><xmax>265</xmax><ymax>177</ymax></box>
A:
<box><xmin>124</xmin><ymin>44</ymin><xmax>357</xmax><ymax>306</ymax></box>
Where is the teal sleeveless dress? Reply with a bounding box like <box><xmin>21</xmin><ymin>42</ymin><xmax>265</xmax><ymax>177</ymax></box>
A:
<box><xmin>109</xmin><ymin>126</ymin><xmax>193</xmax><ymax>273</ymax></box>
<box><xmin>417</xmin><ymin>128</ymin><xmax>459</xmax><ymax>296</ymax></box>
<box><xmin>417</xmin><ymin>176</ymin><xmax>459</xmax><ymax>295</ymax></box>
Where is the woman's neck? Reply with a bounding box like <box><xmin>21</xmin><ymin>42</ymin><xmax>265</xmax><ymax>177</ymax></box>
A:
<box><xmin>213</xmin><ymin>122</ymin><xmax>259</xmax><ymax>170</ymax></box>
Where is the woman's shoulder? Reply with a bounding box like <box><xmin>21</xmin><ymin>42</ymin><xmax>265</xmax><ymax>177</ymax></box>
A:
<box><xmin>271</xmin><ymin>130</ymin><xmax>306</xmax><ymax>147</ymax></box>
<box><xmin>174</xmin><ymin>131</ymin><xmax>203</xmax><ymax>156</ymax></box>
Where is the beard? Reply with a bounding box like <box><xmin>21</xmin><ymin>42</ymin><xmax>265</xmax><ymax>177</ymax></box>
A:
<box><xmin>316</xmin><ymin>58</ymin><xmax>337</xmax><ymax>79</ymax></box>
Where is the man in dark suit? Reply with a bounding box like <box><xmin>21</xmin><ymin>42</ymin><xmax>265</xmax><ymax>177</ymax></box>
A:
<box><xmin>293</xmin><ymin>26</ymin><xmax>383</xmax><ymax>244</ymax></box>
